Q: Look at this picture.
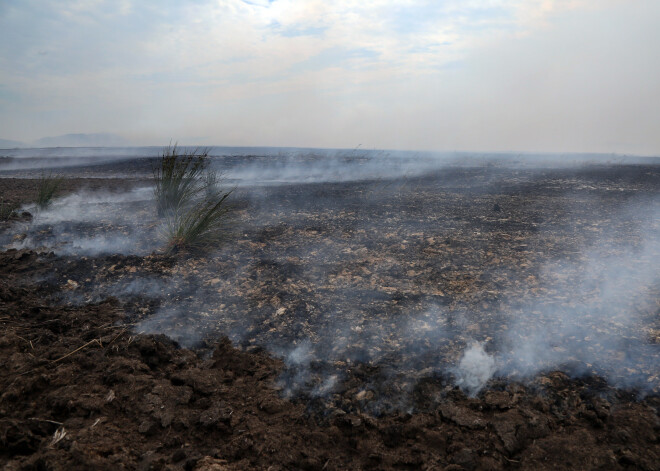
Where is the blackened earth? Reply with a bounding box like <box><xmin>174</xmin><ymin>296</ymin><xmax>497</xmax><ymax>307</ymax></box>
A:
<box><xmin>1</xmin><ymin>162</ymin><xmax>659</xmax><ymax>470</ymax></box>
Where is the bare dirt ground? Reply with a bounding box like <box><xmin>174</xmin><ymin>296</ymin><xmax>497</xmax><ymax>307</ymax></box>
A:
<box><xmin>1</xmin><ymin>162</ymin><xmax>659</xmax><ymax>470</ymax></box>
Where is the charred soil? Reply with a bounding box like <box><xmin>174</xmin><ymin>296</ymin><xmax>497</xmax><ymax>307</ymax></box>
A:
<box><xmin>1</xmin><ymin>164</ymin><xmax>659</xmax><ymax>470</ymax></box>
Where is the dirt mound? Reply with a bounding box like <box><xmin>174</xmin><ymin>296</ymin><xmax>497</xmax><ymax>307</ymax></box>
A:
<box><xmin>1</xmin><ymin>249</ymin><xmax>659</xmax><ymax>470</ymax></box>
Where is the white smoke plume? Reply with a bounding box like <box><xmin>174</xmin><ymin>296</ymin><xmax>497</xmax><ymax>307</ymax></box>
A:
<box><xmin>7</xmin><ymin>187</ymin><xmax>160</xmax><ymax>256</ymax></box>
<box><xmin>454</xmin><ymin>342</ymin><xmax>497</xmax><ymax>397</ymax></box>
<box><xmin>486</xmin><ymin>196</ymin><xmax>660</xmax><ymax>394</ymax></box>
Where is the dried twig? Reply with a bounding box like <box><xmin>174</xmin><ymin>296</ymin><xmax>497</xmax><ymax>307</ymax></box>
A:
<box><xmin>15</xmin><ymin>334</ymin><xmax>34</xmax><ymax>349</ymax></box>
<box><xmin>48</xmin><ymin>427</ymin><xmax>67</xmax><ymax>447</ymax></box>
<box><xmin>28</xmin><ymin>418</ymin><xmax>63</xmax><ymax>426</ymax></box>
<box><xmin>104</xmin><ymin>328</ymin><xmax>128</xmax><ymax>348</ymax></box>
<box><xmin>51</xmin><ymin>339</ymin><xmax>102</xmax><ymax>363</ymax></box>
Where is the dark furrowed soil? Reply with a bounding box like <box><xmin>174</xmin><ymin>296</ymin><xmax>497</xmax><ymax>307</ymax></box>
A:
<box><xmin>0</xmin><ymin>177</ymin><xmax>151</xmax><ymax>210</ymax></box>
<box><xmin>1</xmin><ymin>165</ymin><xmax>660</xmax><ymax>470</ymax></box>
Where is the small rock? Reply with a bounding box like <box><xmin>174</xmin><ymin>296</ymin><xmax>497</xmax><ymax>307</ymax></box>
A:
<box><xmin>65</xmin><ymin>280</ymin><xmax>79</xmax><ymax>290</ymax></box>
<box><xmin>484</xmin><ymin>391</ymin><xmax>513</xmax><ymax>410</ymax></box>
<box><xmin>329</xmin><ymin>408</ymin><xmax>346</xmax><ymax>419</ymax></box>
<box><xmin>439</xmin><ymin>404</ymin><xmax>485</xmax><ymax>429</ymax></box>
<box><xmin>198</xmin><ymin>402</ymin><xmax>233</xmax><ymax>427</ymax></box>
<box><xmin>258</xmin><ymin>397</ymin><xmax>286</xmax><ymax>414</ymax></box>
<box><xmin>355</xmin><ymin>390</ymin><xmax>374</xmax><ymax>401</ymax></box>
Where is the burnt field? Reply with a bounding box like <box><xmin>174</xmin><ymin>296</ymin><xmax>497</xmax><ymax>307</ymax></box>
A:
<box><xmin>1</xmin><ymin>155</ymin><xmax>659</xmax><ymax>470</ymax></box>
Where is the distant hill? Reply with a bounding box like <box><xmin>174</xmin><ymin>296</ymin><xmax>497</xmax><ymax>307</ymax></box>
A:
<box><xmin>34</xmin><ymin>133</ymin><xmax>130</xmax><ymax>147</ymax></box>
<box><xmin>0</xmin><ymin>138</ymin><xmax>26</xmax><ymax>148</ymax></box>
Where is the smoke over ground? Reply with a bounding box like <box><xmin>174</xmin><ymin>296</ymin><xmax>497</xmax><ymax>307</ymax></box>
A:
<box><xmin>3</xmin><ymin>151</ymin><xmax>659</xmax><ymax>410</ymax></box>
<box><xmin>454</xmin><ymin>343</ymin><xmax>497</xmax><ymax>397</ymax></box>
<box><xmin>135</xmin><ymin>162</ymin><xmax>659</xmax><ymax>407</ymax></box>
<box><xmin>497</xmin><ymin>205</ymin><xmax>659</xmax><ymax>389</ymax></box>
<box><xmin>5</xmin><ymin>186</ymin><xmax>160</xmax><ymax>256</ymax></box>
<box><xmin>3</xmin><ymin>146</ymin><xmax>659</xmax><ymax>180</ymax></box>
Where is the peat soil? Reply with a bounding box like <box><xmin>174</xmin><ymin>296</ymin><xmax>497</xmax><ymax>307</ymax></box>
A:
<box><xmin>1</xmin><ymin>163</ymin><xmax>659</xmax><ymax>470</ymax></box>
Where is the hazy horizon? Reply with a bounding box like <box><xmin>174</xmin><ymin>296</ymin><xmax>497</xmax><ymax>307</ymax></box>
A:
<box><xmin>1</xmin><ymin>139</ymin><xmax>660</xmax><ymax>159</ymax></box>
<box><xmin>1</xmin><ymin>1</ymin><xmax>659</xmax><ymax>155</ymax></box>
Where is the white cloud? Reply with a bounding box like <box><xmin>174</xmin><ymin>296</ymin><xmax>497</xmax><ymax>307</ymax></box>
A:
<box><xmin>0</xmin><ymin>0</ymin><xmax>658</xmax><ymax>154</ymax></box>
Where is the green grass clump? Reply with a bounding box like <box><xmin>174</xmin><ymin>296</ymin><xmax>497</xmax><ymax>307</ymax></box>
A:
<box><xmin>164</xmin><ymin>192</ymin><xmax>232</xmax><ymax>253</ymax></box>
<box><xmin>154</xmin><ymin>145</ymin><xmax>212</xmax><ymax>217</ymax></box>
<box><xmin>36</xmin><ymin>173</ymin><xmax>63</xmax><ymax>209</ymax></box>
<box><xmin>0</xmin><ymin>198</ymin><xmax>17</xmax><ymax>220</ymax></box>
<box><xmin>154</xmin><ymin>144</ymin><xmax>233</xmax><ymax>253</ymax></box>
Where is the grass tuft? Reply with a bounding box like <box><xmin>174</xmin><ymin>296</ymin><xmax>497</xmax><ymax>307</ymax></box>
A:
<box><xmin>36</xmin><ymin>173</ymin><xmax>63</xmax><ymax>209</ymax></box>
<box><xmin>154</xmin><ymin>144</ymin><xmax>233</xmax><ymax>253</ymax></box>
<box><xmin>154</xmin><ymin>144</ymin><xmax>212</xmax><ymax>217</ymax></box>
<box><xmin>164</xmin><ymin>192</ymin><xmax>232</xmax><ymax>253</ymax></box>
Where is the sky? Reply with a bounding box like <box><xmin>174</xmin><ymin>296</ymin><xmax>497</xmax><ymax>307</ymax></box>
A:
<box><xmin>0</xmin><ymin>0</ymin><xmax>659</xmax><ymax>154</ymax></box>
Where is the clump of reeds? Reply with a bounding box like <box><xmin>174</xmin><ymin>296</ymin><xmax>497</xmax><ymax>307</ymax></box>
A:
<box><xmin>154</xmin><ymin>145</ymin><xmax>211</xmax><ymax>217</ymax></box>
<box><xmin>36</xmin><ymin>173</ymin><xmax>63</xmax><ymax>209</ymax></box>
<box><xmin>154</xmin><ymin>144</ymin><xmax>232</xmax><ymax>253</ymax></box>
<box><xmin>164</xmin><ymin>192</ymin><xmax>232</xmax><ymax>253</ymax></box>
<box><xmin>0</xmin><ymin>198</ymin><xmax>17</xmax><ymax>220</ymax></box>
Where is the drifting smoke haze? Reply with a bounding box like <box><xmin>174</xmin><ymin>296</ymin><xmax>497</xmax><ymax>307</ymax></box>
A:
<box><xmin>2</xmin><ymin>146</ymin><xmax>659</xmax><ymax>180</ymax></box>
<box><xmin>496</xmin><ymin>199</ymin><xmax>660</xmax><ymax>390</ymax></box>
<box><xmin>449</xmin><ymin>198</ymin><xmax>660</xmax><ymax>396</ymax></box>
<box><xmin>4</xmin><ymin>149</ymin><xmax>659</xmax><ymax>406</ymax></box>
<box><xmin>0</xmin><ymin>147</ymin><xmax>156</xmax><ymax>173</ymax></box>
<box><xmin>7</xmin><ymin>186</ymin><xmax>159</xmax><ymax>256</ymax></box>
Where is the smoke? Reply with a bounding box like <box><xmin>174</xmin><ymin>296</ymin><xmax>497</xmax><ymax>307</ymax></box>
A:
<box><xmin>443</xmin><ymin>197</ymin><xmax>660</xmax><ymax>396</ymax></box>
<box><xmin>454</xmin><ymin>342</ymin><xmax>497</xmax><ymax>397</ymax></box>
<box><xmin>0</xmin><ymin>147</ymin><xmax>155</xmax><ymax>174</ymax></box>
<box><xmin>219</xmin><ymin>151</ymin><xmax>660</xmax><ymax>188</ymax></box>
<box><xmin>27</xmin><ymin>186</ymin><xmax>153</xmax><ymax>223</ymax></box>
<box><xmin>63</xmin><ymin>276</ymin><xmax>168</xmax><ymax>306</ymax></box>
<box><xmin>5</xmin><ymin>145</ymin><xmax>654</xmax><ymax>183</ymax></box>
<box><xmin>221</xmin><ymin>150</ymin><xmax>455</xmax><ymax>186</ymax></box>
<box><xmin>3</xmin><ymin>148</ymin><xmax>658</xmax><ymax>409</ymax></box>
<box><xmin>495</xmin><ymin>199</ymin><xmax>660</xmax><ymax>391</ymax></box>
<box><xmin>131</xmin><ymin>187</ymin><xmax>658</xmax><ymax>407</ymax></box>
<box><xmin>276</xmin><ymin>341</ymin><xmax>319</xmax><ymax>399</ymax></box>
<box><xmin>135</xmin><ymin>306</ymin><xmax>210</xmax><ymax>349</ymax></box>
<box><xmin>6</xmin><ymin>186</ymin><xmax>161</xmax><ymax>256</ymax></box>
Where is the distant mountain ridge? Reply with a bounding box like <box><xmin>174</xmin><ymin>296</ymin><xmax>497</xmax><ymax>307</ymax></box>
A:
<box><xmin>33</xmin><ymin>133</ymin><xmax>130</xmax><ymax>147</ymax></box>
<box><xmin>0</xmin><ymin>138</ymin><xmax>26</xmax><ymax>148</ymax></box>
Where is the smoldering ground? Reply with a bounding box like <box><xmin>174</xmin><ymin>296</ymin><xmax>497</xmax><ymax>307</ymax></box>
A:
<box><xmin>4</xmin><ymin>153</ymin><xmax>659</xmax><ymax>413</ymax></box>
<box><xmin>496</xmin><ymin>199</ymin><xmax>660</xmax><ymax>391</ymax></box>
<box><xmin>132</xmin><ymin>163</ymin><xmax>659</xmax><ymax>410</ymax></box>
<box><xmin>4</xmin><ymin>186</ymin><xmax>160</xmax><ymax>256</ymax></box>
